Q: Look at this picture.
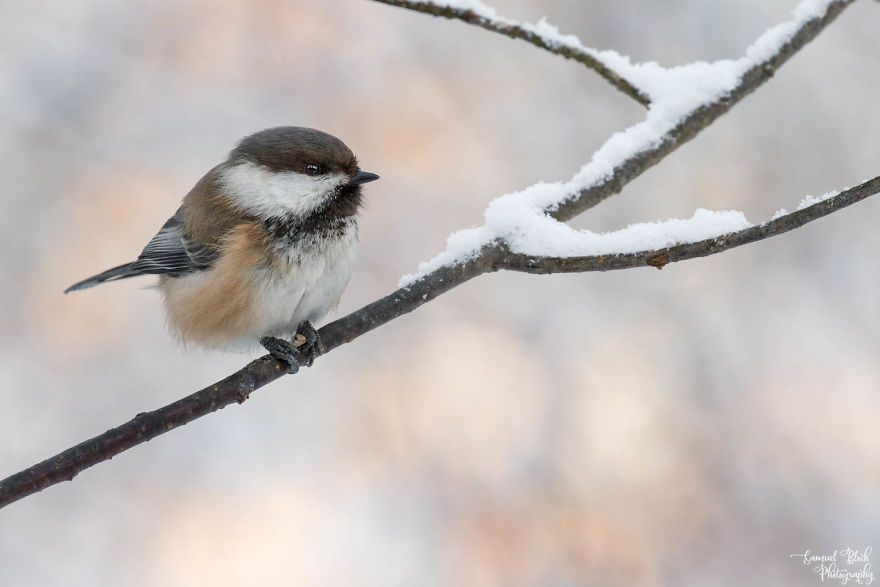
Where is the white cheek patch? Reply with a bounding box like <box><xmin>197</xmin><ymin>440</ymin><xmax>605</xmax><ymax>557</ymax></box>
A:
<box><xmin>219</xmin><ymin>161</ymin><xmax>347</xmax><ymax>219</ymax></box>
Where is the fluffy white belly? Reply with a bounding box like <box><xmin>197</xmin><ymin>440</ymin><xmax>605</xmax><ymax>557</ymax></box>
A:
<box><xmin>255</xmin><ymin>227</ymin><xmax>358</xmax><ymax>340</ymax></box>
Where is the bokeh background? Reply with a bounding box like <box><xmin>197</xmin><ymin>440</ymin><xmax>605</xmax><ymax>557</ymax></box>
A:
<box><xmin>1</xmin><ymin>0</ymin><xmax>878</xmax><ymax>585</ymax></box>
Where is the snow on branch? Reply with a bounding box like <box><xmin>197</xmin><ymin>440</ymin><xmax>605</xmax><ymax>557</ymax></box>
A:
<box><xmin>372</xmin><ymin>0</ymin><xmax>652</xmax><ymax>106</ymax></box>
<box><xmin>400</xmin><ymin>0</ymin><xmax>855</xmax><ymax>285</ymax></box>
<box><xmin>496</xmin><ymin>177</ymin><xmax>879</xmax><ymax>273</ymax></box>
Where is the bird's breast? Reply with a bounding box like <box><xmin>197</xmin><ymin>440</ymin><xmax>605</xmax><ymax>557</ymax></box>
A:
<box><xmin>160</xmin><ymin>219</ymin><xmax>358</xmax><ymax>349</ymax></box>
<box><xmin>257</xmin><ymin>219</ymin><xmax>359</xmax><ymax>336</ymax></box>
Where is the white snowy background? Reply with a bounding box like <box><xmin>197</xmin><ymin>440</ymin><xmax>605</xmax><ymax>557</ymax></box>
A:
<box><xmin>1</xmin><ymin>0</ymin><xmax>878</xmax><ymax>585</ymax></box>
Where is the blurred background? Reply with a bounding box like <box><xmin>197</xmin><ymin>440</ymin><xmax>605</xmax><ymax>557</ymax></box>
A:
<box><xmin>1</xmin><ymin>0</ymin><xmax>878</xmax><ymax>585</ymax></box>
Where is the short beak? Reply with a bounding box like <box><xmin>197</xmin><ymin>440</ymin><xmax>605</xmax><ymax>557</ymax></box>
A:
<box><xmin>348</xmin><ymin>170</ymin><xmax>380</xmax><ymax>186</ymax></box>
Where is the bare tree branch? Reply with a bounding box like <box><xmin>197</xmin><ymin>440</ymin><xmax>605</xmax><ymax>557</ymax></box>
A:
<box><xmin>0</xmin><ymin>0</ymin><xmax>865</xmax><ymax>509</ymax></box>
<box><xmin>371</xmin><ymin>0</ymin><xmax>652</xmax><ymax>106</ymax></box>
<box><xmin>0</xmin><ymin>255</ymin><xmax>493</xmax><ymax>509</ymax></box>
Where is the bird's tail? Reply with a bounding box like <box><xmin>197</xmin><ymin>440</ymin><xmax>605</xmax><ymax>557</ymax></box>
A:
<box><xmin>64</xmin><ymin>262</ymin><xmax>141</xmax><ymax>293</ymax></box>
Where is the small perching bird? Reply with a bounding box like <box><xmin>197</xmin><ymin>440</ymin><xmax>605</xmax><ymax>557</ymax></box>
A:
<box><xmin>65</xmin><ymin>126</ymin><xmax>379</xmax><ymax>372</ymax></box>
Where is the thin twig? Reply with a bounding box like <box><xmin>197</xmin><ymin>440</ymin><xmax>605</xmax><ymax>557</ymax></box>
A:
<box><xmin>371</xmin><ymin>0</ymin><xmax>652</xmax><ymax>106</ymax></box>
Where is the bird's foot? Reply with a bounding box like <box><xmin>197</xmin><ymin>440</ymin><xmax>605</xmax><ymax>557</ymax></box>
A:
<box><xmin>293</xmin><ymin>321</ymin><xmax>323</xmax><ymax>367</ymax></box>
<box><xmin>260</xmin><ymin>336</ymin><xmax>303</xmax><ymax>374</ymax></box>
<box><xmin>260</xmin><ymin>323</ymin><xmax>322</xmax><ymax>373</ymax></box>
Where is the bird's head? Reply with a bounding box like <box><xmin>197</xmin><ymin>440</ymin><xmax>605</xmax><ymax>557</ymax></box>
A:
<box><xmin>219</xmin><ymin>126</ymin><xmax>379</xmax><ymax>220</ymax></box>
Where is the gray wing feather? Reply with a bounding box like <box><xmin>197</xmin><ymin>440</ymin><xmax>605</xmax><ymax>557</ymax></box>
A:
<box><xmin>129</xmin><ymin>209</ymin><xmax>218</xmax><ymax>276</ymax></box>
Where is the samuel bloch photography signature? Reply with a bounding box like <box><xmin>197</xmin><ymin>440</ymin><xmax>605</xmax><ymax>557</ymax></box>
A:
<box><xmin>790</xmin><ymin>546</ymin><xmax>873</xmax><ymax>585</ymax></box>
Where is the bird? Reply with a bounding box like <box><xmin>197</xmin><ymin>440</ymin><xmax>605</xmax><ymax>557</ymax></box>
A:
<box><xmin>65</xmin><ymin>126</ymin><xmax>379</xmax><ymax>373</ymax></box>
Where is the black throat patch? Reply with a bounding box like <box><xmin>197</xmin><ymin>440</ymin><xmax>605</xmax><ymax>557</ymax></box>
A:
<box><xmin>264</xmin><ymin>184</ymin><xmax>362</xmax><ymax>250</ymax></box>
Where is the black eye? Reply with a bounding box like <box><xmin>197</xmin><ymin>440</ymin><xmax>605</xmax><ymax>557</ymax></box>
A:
<box><xmin>305</xmin><ymin>163</ymin><xmax>321</xmax><ymax>175</ymax></box>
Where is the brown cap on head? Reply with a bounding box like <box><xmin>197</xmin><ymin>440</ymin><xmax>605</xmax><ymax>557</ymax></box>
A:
<box><xmin>229</xmin><ymin>126</ymin><xmax>359</xmax><ymax>176</ymax></box>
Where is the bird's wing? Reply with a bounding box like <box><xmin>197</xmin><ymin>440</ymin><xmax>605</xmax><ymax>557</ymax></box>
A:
<box><xmin>129</xmin><ymin>208</ymin><xmax>219</xmax><ymax>276</ymax></box>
